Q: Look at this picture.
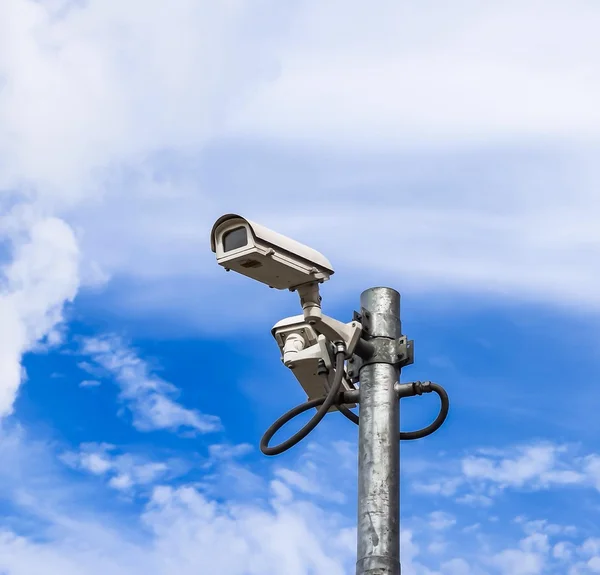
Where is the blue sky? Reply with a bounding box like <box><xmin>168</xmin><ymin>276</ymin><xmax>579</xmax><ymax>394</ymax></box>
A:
<box><xmin>1</xmin><ymin>1</ymin><xmax>600</xmax><ymax>574</ymax></box>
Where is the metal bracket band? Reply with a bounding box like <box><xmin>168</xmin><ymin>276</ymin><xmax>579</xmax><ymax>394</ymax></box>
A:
<box><xmin>347</xmin><ymin>330</ymin><xmax>414</xmax><ymax>382</ymax></box>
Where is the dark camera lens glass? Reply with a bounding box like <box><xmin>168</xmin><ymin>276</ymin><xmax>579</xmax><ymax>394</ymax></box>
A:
<box><xmin>222</xmin><ymin>226</ymin><xmax>248</xmax><ymax>252</ymax></box>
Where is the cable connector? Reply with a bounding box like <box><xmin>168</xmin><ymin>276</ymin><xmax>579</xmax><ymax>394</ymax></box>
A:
<box><xmin>334</xmin><ymin>341</ymin><xmax>347</xmax><ymax>355</ymax></box>
<box><xmin>317</xmin><ymin>359</ymin><xmax>329</xmax><ymax>378</ymax></box>
<box><xmin>412</xmin><ymin>381</ymin><xmax>433</xmax><ymax>396</ymax></box>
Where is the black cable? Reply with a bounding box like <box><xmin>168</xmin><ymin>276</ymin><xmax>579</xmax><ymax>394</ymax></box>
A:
<box><xmin>323</xmin><ymin>371</ymin><xmax>360</xmax><ymax>424</ymax></box>
<box><xmin>260</xmin><ymin>355</ymin><xmax>449</xmax><ymax>456</ymax></box>
<box><xmin>323</xmin><ymin>374</ymin><xmax>448</xmax><ymax>441</ymax></box>
<box><xmin>337</xmin><ymin>402</ymin><xmax>360</xmax><ymax>425</ymax></box>
<box><xmin>260</xmin><ymin>350</ymin><xmax>346</xmax><ymax>456</ymax></box>
<box><xmin>399</xmin><ymin>382</ymin><xmax>449</xmax><ymax>440</ymax></box>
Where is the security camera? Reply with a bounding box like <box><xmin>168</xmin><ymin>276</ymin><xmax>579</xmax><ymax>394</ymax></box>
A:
<box><xmin>272</xmin><ymin>316</ymin><xmax>356</xmax><ymax>408</ymax></box>
<box><xmin>210</xmin><ymin>214</ymin><xmax>334</xmax><ymax>290</ymax></box>
<box><xmin>211</xmin><ymin>213</ymin><xmax>363</xmax><ymax>358</ymax></box>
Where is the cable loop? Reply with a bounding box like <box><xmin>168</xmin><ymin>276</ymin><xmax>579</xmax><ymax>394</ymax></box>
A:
<box><xmin>325</xmin><ymin>376</ymin><xmax>449</xmax><ymax>441</ymax></box>
<box><xmin>260</xmin><ymin>349</ymin><xmax>346</xmax><ymax>456</ymax></box>
<box><xmin>260</xmin><ymin>359</ymin><xmax>449</xmax><ymax>455</ymax></box>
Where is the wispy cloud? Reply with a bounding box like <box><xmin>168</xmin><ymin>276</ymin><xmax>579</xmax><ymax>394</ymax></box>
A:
<box><xmin>8</xmin><ymin>417</ymin><xmax>600</xmax><ymax>575</ymax></box>
<box><xmin>410</xmin><ymin>441</ymin><xmax>600</xmax><ymax>506</ymax></box>
<box><xmin>272</xmin><ymin>441</ymin><xmax>356</xmax><ymax>505</ymax></box>
<box><xmin>4</xmin><ymin>425</ymin><xmax>600</xmax><ymax>575</ymax></box>
<box><xmin>79</xmin><ymin>379</ymin><xmax>101</xmax><ymax>388</ymax></box>
<box><xmin>79</xmin><ymin>335</ymin><xmax>221</xmax><ymax>434</ymax></box>
<box><xmin>60</xmin><ymin>442</ymin><xmax>183</xmax><ymax>493</ymax></box>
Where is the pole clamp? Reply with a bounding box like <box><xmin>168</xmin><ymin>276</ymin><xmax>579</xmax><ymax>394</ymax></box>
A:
<box><xmin>347</xmin><ymin>335</ymin><xmax>414</xmax><ymax>379</ymax></box>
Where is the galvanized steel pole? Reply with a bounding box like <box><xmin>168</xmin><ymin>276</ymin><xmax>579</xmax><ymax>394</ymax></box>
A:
<box><xmin>356</xmin><ymin>287</ymin><xmax>402</xmax><ymax>575</ymax></box>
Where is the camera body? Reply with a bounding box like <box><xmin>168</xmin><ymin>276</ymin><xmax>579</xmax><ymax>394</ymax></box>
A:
<box><xmin>210</xmin><ymin>214</ymin><xmax>334</xmax><ymax>290</ymax></box>
<box><xmin>272</xmin><ymin>315</ymin><xmax>356</xmax><ymax>407</ymax></box>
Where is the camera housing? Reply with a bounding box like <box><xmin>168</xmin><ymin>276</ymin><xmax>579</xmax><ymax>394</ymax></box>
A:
<box><xmin>210</xmin><ymin>214</ymin><xmax>334</xmax><ymax>290</ymax></box>
<box><xmin>272</xmin><ymin>315</ymin><xmax>356</xmax><ymax>408</ymax></box>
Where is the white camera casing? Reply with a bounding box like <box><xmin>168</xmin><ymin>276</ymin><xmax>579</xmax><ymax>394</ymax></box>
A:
<box><xmin>210</xmin><ymin>214</ymin><xmax>334</xmax><ymax>290</ymax></box>
<box><xmin>272</xmin><ymin>315</ymin><xmax>356</xmax><ymax>408</ymax></box>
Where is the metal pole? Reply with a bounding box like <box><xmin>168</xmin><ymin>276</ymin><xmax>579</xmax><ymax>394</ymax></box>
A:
<box><xmin>356</xmin><ymin>287</ymin><xmax>401</xmax><ymax>575</ymax></box>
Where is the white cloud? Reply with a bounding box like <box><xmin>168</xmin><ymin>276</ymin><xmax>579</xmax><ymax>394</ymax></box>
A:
<box><xmin>273</xmin><ymin>467</ymin><xmax>345</xmax><ymax>504</ymax></box>
<box><xmin>491</xmin><ymin>547</ymin><xmax>545</xmax><ymax>575</ymax></box>
<box><xmin>141</xmin><ymin>483</ymin><xmax>355</xmax><ymax>575</ymax></box>
<box><xmin>485</xmin><ymin>530</ymin><xmax>553</xmax><ymax>575</ymax></box>
<box><xmin>0</xmin><ymin>473</ymin><xmax>441</xmax><ymax>575</ymax></box>
<box><xmin>0</xmin><ymin>0</ymin><xmax>599</xmax><ymax>387</ymax></box>
<box><xmin>207</xmin><ymin>443</ymin><xmax>253</xmax><ymax>461</ymax></box>
<box><xmin>554</xmin><ymin>541</ymin><xmax>576</xmax><ymax>561</ymax></box>
<box><xmin>428</xmin><ymin>511</ymin><xmax>457</xmax><ymax>531</ymax></box>
<box><xmin>108</xmin><ymin>474</ymin><xmax>134</xmax><ymax>491</ymax></box>
<box><xmin>6</xmin><ymin>425</ymin><xmax>600</xmax><ymax>574</ymax></box>
<box><xmin>0</xmin><ymin>4</ymin><xmax>598</xmax><ymax>573</ymax></box>
<box><xmin>412</xmin><ymin>477</ymin><xmax>464</xmax><ymax>498</ymax></box>
<box><xmin>455</xmin><ymin>494</ymin><xmax>493</xmax><ymax>508</ymax></box>
<box><xmin>579</xmin><ymin>539</ymin><xmax>600</xmax><ymax>559</ymax></box>
<box><xmin>582</xmin><ymin>456</ymin><xmax>600</xmax><ymax>490</ymax></box>
<box><xmin>0</xmin><ymin>426</ymin><xmax>358</xmax><ymax>575</ymax></box>
<box><xmin>460</xmin><ymin>443</ymin><xmax>590</xmax><ymax>492</ymax></box>
<box><xmin>440</xmin><ymin>558</ymin><xmax>471</xmax><ymax>575</ymax></box>
<box><xmin>80</xmin><ymin>452</ymin><xmax>113</xmax><ymax>475</ymax></box>
<box><xmin>0</xmin><ymin>0</ymin><xmax>279</xmax><ymax>196</ymax></box>
<box><xmin>517</xmin><ymin>519</ymin><xmax>577</xmax><ymax>538</ymax></box>
<box><xmin>227</xmin><ymin>1</ymin><xmax>600</xmax><ymax>147</ymax></box>
<box><xmin>79</xmin><ymin>335</ymin><xmax>221</xmax><ymax>433</ymax></box>
<box><xmin>0</xmin><ymin>211</ymin><xmax>79</xmax><ymax>417</ymax></box>
<box><xmin>61</xmin><ymin>442</ymin><xmax>174</xmax><ymax>492</ymax></box>
<box><xmin>411</xmin><ymin>442</ymin><xmax>600</xmax><ymax>506</ymax></box>
<box><xmin>0</xmin><ymin>0</ymin><xmax>283</xmax><ymax>414</ymax></box>
<box><xmin>79</xmin><ymin>379</ymin><xmax>101</xmax><ymax>388</ymax></box>
<box><xmin>461</xmin><ymin>444</ymin><xmax>570</xmax><ymax>488</ymax></box>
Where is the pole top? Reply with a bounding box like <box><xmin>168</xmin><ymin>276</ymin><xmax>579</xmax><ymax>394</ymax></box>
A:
<box><xmin>359</xmin><ymin>287</ymin><xmax>401</xmax><ymax>339</ymax></box>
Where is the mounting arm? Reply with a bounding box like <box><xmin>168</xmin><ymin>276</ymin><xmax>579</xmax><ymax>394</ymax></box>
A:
<box><xmin>295</xmin><ymin>282</ymin><xmax>362</xmax><ymax>355</ymax></box>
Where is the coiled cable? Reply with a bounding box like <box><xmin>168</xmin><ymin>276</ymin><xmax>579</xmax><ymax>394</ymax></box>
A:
<box><xmin>260</xmin><ymin>348</ymin><xmax>347</xmax><ymax>456</ymax></box>
<box><xmin>260</xmin><ymin>351</ymin><xmax>450</xmax><ymax>456</ymax></box>
<box><xmin>324</xmin><ymin>373</ymin><xmax>449</xmax><ymax>440</ymax></box>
